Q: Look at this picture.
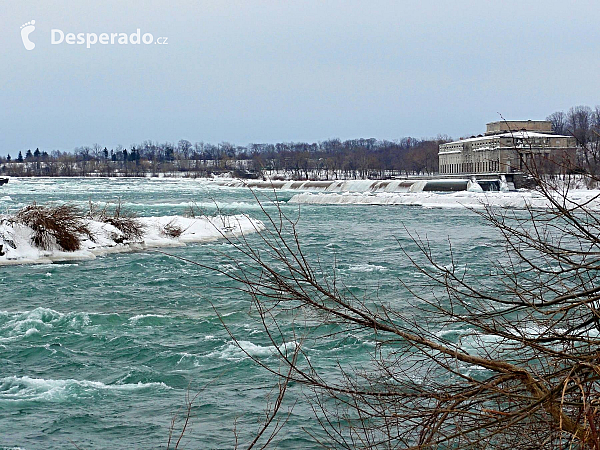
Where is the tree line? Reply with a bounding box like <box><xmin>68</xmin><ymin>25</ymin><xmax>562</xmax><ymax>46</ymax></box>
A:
<box><xmin>4</xmin><ymin>104</ymin><xmax>599</xmax><ymax>179</ymax></box>
<box><xmin>547</xmin><ymin>105</ymin><xmax>600</xmax><ymax>174</ymax></box>
<box><xmin>0</xmin><ymin>137</ymin><xmax>447</xmax><ymax>179</ymax></box>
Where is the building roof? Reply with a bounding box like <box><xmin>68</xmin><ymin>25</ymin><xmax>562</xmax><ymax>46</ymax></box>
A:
<box><xmin>443</xmin><ymin>131</ymin><xmax>572</xmax><ymax>145</ymax></box>
<box><xmin>485</xmin><ymin>120</ymin><xmax>554</xmax><ymax>135</ymax></box>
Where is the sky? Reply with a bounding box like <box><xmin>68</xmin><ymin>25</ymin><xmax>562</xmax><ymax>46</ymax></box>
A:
<box><xmin>1</xmin><ymin>0</ymin><xmax>599</xmax><ymax>156</ymax></box>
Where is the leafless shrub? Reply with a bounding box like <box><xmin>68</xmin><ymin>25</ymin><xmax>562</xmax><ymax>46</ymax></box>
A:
<box><xmin>161</xmin><ymin>219</ymin><xmax>184</xmax><ymax>238</ymax></box>
<box><xmin>185</xmin><ymin>199</ymin><xmax>234</xmax><ymax>231</ymax></box>
<box><xmin>15</xmin><ymin>203</ymin><xmax>92</xmax><ymax>251</ymax></box>
<box><xmin>184</xmin><ymin>201</ymin><xmax>200</xmax><ymax>219</ymax></box>
<box><xmin>88</xmin><ymin>200</ymin><xmax>144</xmax><ymax>242</ymax></box>
<box><xmin>183</xmin><ymin>172</ymin><xmax>600</xmax><ymax>448</ymax></box>
<box><xmin>167</xmin><ymin>388</ymin><xmax>201</xmax><ymax>450</ymax></box>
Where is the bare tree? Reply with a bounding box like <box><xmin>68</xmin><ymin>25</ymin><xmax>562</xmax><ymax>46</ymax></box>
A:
<box><xmin>201</xmin><ymin>174</ymin><xmax>600</xmax><ymax>448</ymax></box>
<box><xmin>547</xmin><ymin>111</ymin><xmax>568</xmax><ymax>135</ymax></box>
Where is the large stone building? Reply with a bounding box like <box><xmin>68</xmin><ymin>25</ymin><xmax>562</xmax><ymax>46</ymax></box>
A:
<box><xmin>438</xmin><ymin>120</ymin><xmax>577</xmax><ymax>175</ymax></box>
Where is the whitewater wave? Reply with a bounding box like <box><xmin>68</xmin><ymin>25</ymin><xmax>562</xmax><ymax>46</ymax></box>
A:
<box><xmin>134</xmin><ymin>200</ymin><xmax>269</xmax><ymax>210</ymax></box>
<box><xmin>38</xmin><ymin>263</ymin><xmax>80</xmax><ymax>268</ymax></box>
<box><xmin>0</xmin><ymin>308</ymin><xmax>91</xmax><ymax>342</ymax></box>
<box><xmin>288</xmin><ymin>190</ymin><xmax>600</xmax><ymax>210</ymax></box>
<box><xmin>64</xmin><ymin>199</ymin><xmax>271</xmax><ymax>211</ymax></box>
<box><xmin>208</xmin><ymin>340</ymin><xmax>299</xmax><ymax>361</ymax></box>
<box><xmin>128</xmin><ymin>314</ymin><xmax>168</xmax><ymax>325</ymax></box>
<box><xmin>0</xmin><ymin>375</ymin><xmax>170</xmax><ymax>402</ymax></box>
<box><xmin>209</xmin><ymin>178</ymin><xmax>417</xmax><ymax>193</ymax></box>
<box><xmin>347</xmin><ymin>263</ymin><xmax>387</xmax><ymax>273</ymax></box>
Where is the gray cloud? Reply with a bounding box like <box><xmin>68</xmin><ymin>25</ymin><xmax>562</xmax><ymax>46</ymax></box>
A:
<box><xmin>1</xmin><ymin>0</ymin><xmax>599</xmax><ymax>155</ymax></box>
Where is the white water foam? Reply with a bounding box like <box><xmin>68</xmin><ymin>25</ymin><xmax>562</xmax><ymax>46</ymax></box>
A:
<box><xmin>211</xmin><ymin>341</ymin><xmax>273</xmax><ymax>360</ymax></box>
<box><xmin>129</xmin><ymin>314</ymin><xmax>167</xmax><ymax>324</ymax></box>
<box><xmin>0</xmin><ymin>376</ymin><xmax>170</xmax><ymax>402</ymax></box>
<box><xmin>209</xmin><ymin>340</ymin><xmax>299</xmax><ymax>361</ymax></box>
<box><xmin>348</xmin><ymin>263</ymin><xmax>387</xmax><ymax>273</ymax></box>
<box><xmin>288</xmin><ymin>189</ymin><xmax>600</xmax><ymax>210</ymax></box>
<box><xmin>209</xmin><ymin>178</ymin><xmax>417</xmax><ymax>193</ymax></box>
<box><xmin>0</xmin><ymin>308</ymin><xmax>92</xmax><ymax>342</ymax></box>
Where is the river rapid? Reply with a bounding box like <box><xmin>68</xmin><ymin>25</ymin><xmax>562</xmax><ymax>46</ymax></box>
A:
<box><xmin>0</xmin><ymin>177</ymin><xmax>501</xmax><ymax>449</ymax></box>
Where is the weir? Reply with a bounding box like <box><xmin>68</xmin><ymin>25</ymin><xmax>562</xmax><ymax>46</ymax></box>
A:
<box><xmin>210</xmin><ymin>175</ymin><xmax>514</xmax><ymax>193</ymax></box>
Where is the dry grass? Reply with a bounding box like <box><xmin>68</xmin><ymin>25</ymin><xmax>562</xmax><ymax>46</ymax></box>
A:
<box><xmin>88</xmin><ymin>200</ymin><xmax>145</xmax><ymax>242</ymax></box>
<box><xmin>15</xmin><ymin>203</ymin><xmax>93</xmax><ymax>251</ymax></box>
<box><xmin>184</xmin><ymin>202</ymin><xmax>201</xmax><ymax>219</ymax></box>
<box><xmin>161</xmin><ymin>219</ymin><xmax>184</xmax><ymax>238</ymax></box>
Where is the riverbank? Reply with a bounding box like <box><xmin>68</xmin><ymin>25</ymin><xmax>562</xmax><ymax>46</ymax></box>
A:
<box><xmin>0</xmin><ymin>214</ymin><xmax>262</xmax><ymax>265</ymax></box>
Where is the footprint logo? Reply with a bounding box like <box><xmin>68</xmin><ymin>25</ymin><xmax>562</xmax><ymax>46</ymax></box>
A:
<box><xmin>20</xmin><ymin>20</ymin><xmax>36</xmax><ymax>50</ymax></box>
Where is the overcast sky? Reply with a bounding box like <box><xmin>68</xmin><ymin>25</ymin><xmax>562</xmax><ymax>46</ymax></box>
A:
<box><xmin>1</xmin><ymin>0</ymin><xmax>599</xmax><ymax>156</ymax></box>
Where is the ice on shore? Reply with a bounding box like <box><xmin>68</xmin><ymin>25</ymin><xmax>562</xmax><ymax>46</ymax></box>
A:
<box><xmin>288</xmin><ymin>189</ymin><xmax>600</xmax><ymax>209</ymax></box>
<box><xmin>0</xmin><ymin>214</ymin><xmax>263</xmax><ymax>266</ymax></box>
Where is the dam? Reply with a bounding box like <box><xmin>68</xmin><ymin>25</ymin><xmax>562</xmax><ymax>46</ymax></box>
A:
<box><xmin>210</xmin><ymin>176</ymin><xmax>514</xmax><ymax>193</ymax></box>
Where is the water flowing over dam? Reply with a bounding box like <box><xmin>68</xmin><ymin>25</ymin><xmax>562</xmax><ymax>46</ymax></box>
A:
<box><xmin>211</xmin><ymin>177</ymin><xmax>512</xmax><ymax>193</ymax></box>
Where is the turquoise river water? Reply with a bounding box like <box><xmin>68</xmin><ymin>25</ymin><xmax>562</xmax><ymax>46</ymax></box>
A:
<box><xmin>0</xmin><ymin>178</ymin><xmax>501</xmax><ymax>449</ymax></box>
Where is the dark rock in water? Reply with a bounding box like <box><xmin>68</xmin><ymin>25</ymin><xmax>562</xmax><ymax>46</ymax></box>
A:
<box><xmin>0</xmin><ymin>178</ymin><xmax>8</xmax><ymax>186</ymax></box>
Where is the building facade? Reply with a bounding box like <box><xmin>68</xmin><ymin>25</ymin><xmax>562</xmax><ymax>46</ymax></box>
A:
<box><xmin>438</xmin><ymin>120</ymin><xmax>577</xmax><ymax>175</ymax></box>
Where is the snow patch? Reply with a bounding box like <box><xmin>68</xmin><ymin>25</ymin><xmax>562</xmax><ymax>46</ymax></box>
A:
<box><xmin>289</xmin><ymin>189</ymin><xmax>600</xmax><ymax>209</ymax></box>
<box><xmin>0</xmin><ymin>214</ymin><xmax>263</xmax><ymax>266</ymax></box>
